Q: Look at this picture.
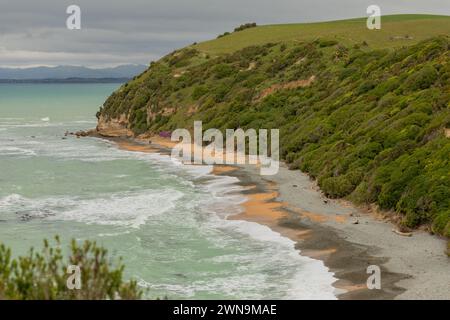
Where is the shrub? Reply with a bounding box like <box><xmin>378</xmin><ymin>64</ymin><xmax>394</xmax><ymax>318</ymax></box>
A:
<box><xmin>357</xmin><ymin>80</ymin><xmax>377</xmax><ymax>94</ymax></box>
<box><xmin>217</xmin><ymin>32</ymin><xmax>231</xmax><ymax>39</ymax></box>
<box><xmin>0</xmin><ymin>237</ymin><xmax>143</xmax><ymax>300</ymax></box>
<box><xmin>167</xmin><ymin>49</ymin><xmax>198</xmax><ymax>67</ymax></box>
<box><xmin>373</xmin><ymin>77</ymin><xmax>400</xmax><ymax>97</ymax></box>
<box><xmin>129</xmin><ymin>108</ymin><xmax>148</xmax><ymax>134</ymax></box>
<box><xmin>234</xmin><ymin>23</ymin><xmax>257</xmax><ymax>32</ymax></box>
<box><xmin>213</xmin><ymin>83</ymin><xmax>231</xmax><ymax>102</ymax></box>
<box><xmin>192</xmin><ymin>85</ymin><xmax>209</xmax><ymax>100</ymax></box>
<box><xmin>431</xmin><ymin>209</ymin><xmax>450</xmax><ymax>237</ymax></box>
<box><xmin>321</xmin><ymin>175</ymin><xmax>355</xmax><ymax>198</ymax></box>
<box><xmin>316</xmin><ymin>39</ymin><xmax>338</xmax><ymax>48</ymax></box>
<box><xmin>403</xmin><ymin>65</ymin><xmax>438</xmax><ymax>91</ymax></box>
<box><xmin>212</xmin><ymin>64</ymin><xmax>236</xmax><ymax>79</ymax></box>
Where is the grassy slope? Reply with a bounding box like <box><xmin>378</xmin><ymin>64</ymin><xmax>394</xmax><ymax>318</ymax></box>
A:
<box><xmin>195</xmin><ymin>15</ymin><xmax>450</xmax><ymax>54</ymax></box>
<box><xmin>99</xmin><ymin>15</ymin><xmax>450</xmax><ymax>236</ymax></box>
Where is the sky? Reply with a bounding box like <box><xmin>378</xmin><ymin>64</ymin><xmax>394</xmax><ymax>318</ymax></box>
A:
<box><xmin>0</xmin><ymin>0</ymin><xmax>449</xmax><ymax>68</ymax></box>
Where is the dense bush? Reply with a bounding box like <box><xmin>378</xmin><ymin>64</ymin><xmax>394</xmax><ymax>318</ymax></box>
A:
<box><xmin>234</xmin><ymin>23</ymin><xmax>257</xmax><ymax>32</ymax></box>
<box><xmin>0</xmin><ymin>237</ymin><xmax>143</xmax><ymax>300</ymax></box>
<box><xmin>212</xmin><ymin>63</ymin><xmax>236</xmax><ymax>79</ymax></box>
<box><xmin>316</xmin><ymin>39</ymin><xmax>338</xmax><ymax>48</ymax></box>
<box><xmin>192</xmin><ymin>85</ymin><xmax>209</xmax><ymax>100</ymax></box>
<box><xmin>403</xmin><ymin>65</ymin><xmax>438</xmax><ymax>91</ymax></box>
<box><xmin>217</xmin><ymin>32</ymin><xmax>231</xmax><ymax>39</ymax></box>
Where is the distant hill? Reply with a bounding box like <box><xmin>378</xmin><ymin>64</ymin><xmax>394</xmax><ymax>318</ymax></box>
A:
<box><xmin>0</xmin><ymin>78</ymin><xmax>132</xmax><ymax>84</ymax></box>
<box><xmin>0</xmin><ymin>64</ymin><xmax>148</xmax><ymax>80</ymax></box>
<box><xmin>195</xmin><ymin>14</ymin><xmax>450</xmax><ymax>54</ymax></box>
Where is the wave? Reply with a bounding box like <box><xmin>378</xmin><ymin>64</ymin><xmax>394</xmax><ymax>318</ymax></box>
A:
<box><xmin>200</xmin><ymin>211</ymin><xmax>337</xmax><ymax>299</ymax></box>
<box><xmin>115</xmin><ymin>145</ymin><xmax>338</xmax><ymax>299</ymax></box>
<box><xmin>0</xmin><ymin>133</ymin><xmax>338</xmax><ymax>299</ymax></box>
<box><xmin>130</xmin><ymin>157</ymin><xmax>339</xmax><ymax>299</ymax></box>
<box><xmin>72</xmin><ymin>120</ymin><xmax>97</xmax><ymax>124</ymax></box>
<box><xmin>0</xmin><ymin>146</ymin><xmax>36</xmax><ymax>156</ymax></box>
<box><xmin>0</xmin><ymin>190</ymin><xmax>184</xmax><ymax>229</ymax></box>
<box><xmin>0</xmin><ymin>193</ymin><xmax>24</xmax><ymax>207</ymax></box>
<box><xmin>0</xmin><ymin>122</ymin><xmax>55</xmax><ymax>128</ymax></box>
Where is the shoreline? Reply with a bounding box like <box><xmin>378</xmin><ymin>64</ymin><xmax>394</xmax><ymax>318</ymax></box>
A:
<box><xmin>89</xmin><ymin>132</ymin><xmax>449</xmax><ymax>300</ymax></box>
<box><xmin>232</xmin><ymin>163</ymin><xmax>449</xmax><ymax>300</ymax></box>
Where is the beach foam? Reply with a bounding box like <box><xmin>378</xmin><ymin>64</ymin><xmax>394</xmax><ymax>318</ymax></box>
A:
<box><xmin>0</xmin><ymin>190</ymin><xmax>184</xmax><ymax>229</ymax></box>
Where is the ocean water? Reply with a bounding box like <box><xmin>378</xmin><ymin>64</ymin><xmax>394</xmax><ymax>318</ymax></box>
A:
<box><xmin>0</xmin><ymin>83</ymin><xmax>337</xmax><ymax>299</ymax></box>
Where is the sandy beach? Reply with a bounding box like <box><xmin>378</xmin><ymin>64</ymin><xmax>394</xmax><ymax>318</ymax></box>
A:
<box><xmin>91</xmin><ymin>132</ymin><xmax>449</xmax><ymax>300</ymax></box>
<box><xmin>231</xmin><ymin>163</ymin><xmax>449</xmax><ymax>299</ymax></box>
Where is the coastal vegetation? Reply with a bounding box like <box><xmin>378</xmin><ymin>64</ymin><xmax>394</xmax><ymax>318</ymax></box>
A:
<box><xmin>217</xmin><ymin>22</ymin><xmax>257</xmax><ymax>39</ymax></box>
<box><xmin>0</xmin><ymin>237</ymin><xmax>143</xmax><ymax>299</ymax></box>
<box><xmin>97</xmin><ymin>15</ymin><xmax>450</xmax><ymax>237</ymax></box>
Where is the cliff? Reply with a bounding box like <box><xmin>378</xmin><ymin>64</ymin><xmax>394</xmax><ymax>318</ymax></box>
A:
<box><xmin>95</xmin><ymin>15</ymin><xmax>450</xmax><ymax>236</ymax></box>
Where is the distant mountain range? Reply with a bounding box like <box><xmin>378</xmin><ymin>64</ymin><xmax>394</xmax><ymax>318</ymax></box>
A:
<box><xmin>0</xmin><ymin>64</ymin><xmax>148</xmax><ymax>81</ymax></box>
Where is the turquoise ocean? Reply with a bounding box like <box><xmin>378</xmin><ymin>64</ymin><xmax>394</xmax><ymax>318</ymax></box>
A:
<box><xmin>0</xmin><ymin>83</ymin><xmax>337</xmax><ymax>299</ymax></box>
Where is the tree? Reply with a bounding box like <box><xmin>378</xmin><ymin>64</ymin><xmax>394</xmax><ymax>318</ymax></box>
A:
<box><xmin>0</xmin><ymin>237</ymin><xmax>143</xmax><ymax>300</ymax></box>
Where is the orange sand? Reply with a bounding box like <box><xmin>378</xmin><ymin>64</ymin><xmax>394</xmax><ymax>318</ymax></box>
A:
<box><xmin>232</xmin><ymin>191</ymin><xmax>286</xmax><ymax>223</ymax></box>
<box><xmin>302</xmin><ymin>248</ymin><xmax>338</xmax><ymax>259</ymax></box>
<box><xmin>289</xmin><ymin>207</ymin><xmax>348</xmax><ymax>224</ymax></box>
<box><xmin>212</xmin><ymin>165</ymin><xmax>238</xmax><ymax>175</ymax></box>
<box><xmin>116</xmin><ymin>141</ymin><xmax>159</xmax><ymax>153</ymax></box>
<box><xmin>140</xmin><ymin>135</ymin><xmax>178</xmax><ymax>149</ymax></box>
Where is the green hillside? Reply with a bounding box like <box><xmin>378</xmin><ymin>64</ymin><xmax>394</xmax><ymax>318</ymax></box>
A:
<box><xmin>98</xmin><ymin>15</ymin><xmax>450</xmax><ymax>236</ymax></box>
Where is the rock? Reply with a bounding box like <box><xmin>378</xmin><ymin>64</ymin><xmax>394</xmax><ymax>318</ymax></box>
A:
<box><xmin>352</xmin><ymin>219</ymin><xmax>359</xmax><ymax>225</ymax></box>
<box><xmin>19</xmin><ymin>213</ymin><xmax>32</xmax><ymax>222</ymax></box>
<box><xmin>292</xmin><ymin>184</ymin><xmax>298</xmax><ymax>188</ymax></box>
<box><xmin>75</xmin><ymin>130</ymin><xmax>89</xmax><ymax>137</ymax></box>
<box><xmin>323</xmin><ymin>199</ymin><xmax>329</xmax><ymax>204</ymax></box>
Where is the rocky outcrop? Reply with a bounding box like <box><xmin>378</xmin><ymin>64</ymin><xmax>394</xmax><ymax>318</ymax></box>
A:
<box><xmin>96</xmin><ymin>114</ymin><xmax>134</xmax><ymax>137</ymax></box>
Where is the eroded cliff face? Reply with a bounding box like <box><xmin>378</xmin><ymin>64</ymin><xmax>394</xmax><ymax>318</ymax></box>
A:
<box><xmin>96</xmin><ymin>114</ymin><xmax>134</xmax><ymax>137</ymax></box>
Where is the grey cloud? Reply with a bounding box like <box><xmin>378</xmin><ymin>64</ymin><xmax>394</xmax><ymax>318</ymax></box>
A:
<box><xmin>0</xmin><ymin>0</ymin><xmax>449</xmax><ymax>67</ymax></box>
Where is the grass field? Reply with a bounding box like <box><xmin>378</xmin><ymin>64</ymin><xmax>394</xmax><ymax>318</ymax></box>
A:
<box><xmin>194</xmin><ymin>14</ymin><xmax>450</xmax><ymax>55</ymax></box>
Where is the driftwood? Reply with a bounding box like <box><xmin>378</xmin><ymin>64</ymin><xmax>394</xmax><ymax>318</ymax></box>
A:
<box><xmin>392</xmin><ymin>229</ymin><xmax>413</xmax><ymax>237</ymax></box>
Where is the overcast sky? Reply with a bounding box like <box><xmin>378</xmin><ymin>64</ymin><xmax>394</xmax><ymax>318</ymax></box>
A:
<box><xmin>0</xmin><ymin>0</ymin><xmax>449</xmax><ymax>67</ymax></box>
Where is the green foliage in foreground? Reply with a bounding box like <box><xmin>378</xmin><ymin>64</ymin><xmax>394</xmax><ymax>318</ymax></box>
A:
<box><xmin>0</xmin><ymin>237</ymin><xmax>143</xmax><ymax>300</ymax></box>
<box><xmin>98</xmin><ymin>34</ymin><xmax>450</xmax><ymax>236</ymax></box>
